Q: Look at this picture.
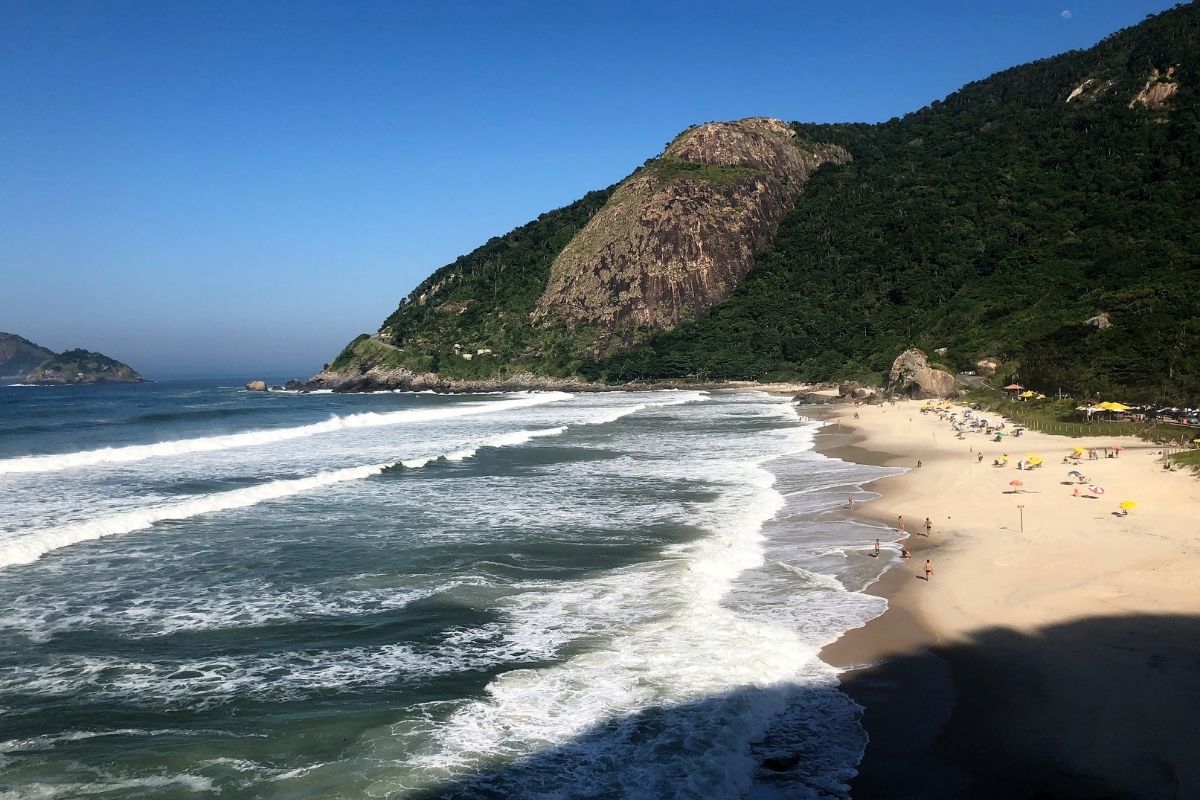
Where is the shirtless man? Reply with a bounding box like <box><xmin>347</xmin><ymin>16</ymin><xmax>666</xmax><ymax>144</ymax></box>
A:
<box><xmin>924</xmin><ymin>560</ymin><xmax>934</xmax><ymax>580</ymax></box>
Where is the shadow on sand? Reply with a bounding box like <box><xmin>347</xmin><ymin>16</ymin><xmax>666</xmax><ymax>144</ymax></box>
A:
<box><xmin>395</xmin><ymin>615</ymin><xmax>1199</xmax><ymax>800</ymax></box>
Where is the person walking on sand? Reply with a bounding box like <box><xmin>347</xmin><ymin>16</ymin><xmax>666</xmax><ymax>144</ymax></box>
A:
<box><xmin>874</xmin><ymin>538</ymin><xmax>881</xmax><ymax>556</ymax></box>
<box><xmin>924</xmin><ymin>559</ymin><xmax>934</xmax><ymax>581</ymax></box>
<box><xmin>897</xmin><ymin>515</ymin><xmax>905</xmax><ymax>532</ymax></box>
<box><xmin>924</xmin><ymin>517</ymin><xmax>932</xmax><ymax>536</ymax></box>
<box><xmin>1073</xmin><ymin>487</ymin><xmax>1080</xmax><ymax>499</ymax></box>
<box><xmin>847</xmin><ymin>496</ymin><xmax>854</xmax><ymax>510</ymax></box>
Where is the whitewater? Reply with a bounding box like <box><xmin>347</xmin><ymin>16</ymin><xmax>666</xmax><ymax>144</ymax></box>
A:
<box><xmin>0</xmin><ymin>381</ymin><xmax>900</xmax><ymax>799</ymax></box>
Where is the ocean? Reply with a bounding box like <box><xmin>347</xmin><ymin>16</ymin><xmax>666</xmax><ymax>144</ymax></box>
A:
<box><xmin>0</xmin><ymin>382</ymin><xmax>901</xmax><ymax>799</ymax></box>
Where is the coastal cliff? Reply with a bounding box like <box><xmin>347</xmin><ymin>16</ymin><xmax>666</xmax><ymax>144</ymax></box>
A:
<box><xmin>532</xmin><ymin>118</ymin><xmax>847</xmax><ymax>349</ymax></box>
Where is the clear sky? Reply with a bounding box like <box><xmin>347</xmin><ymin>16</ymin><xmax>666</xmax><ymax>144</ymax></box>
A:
<box><xmin>0</xmin><ymin>0</ymin><xmax>1180</xmax><ymax>379</ymax></box>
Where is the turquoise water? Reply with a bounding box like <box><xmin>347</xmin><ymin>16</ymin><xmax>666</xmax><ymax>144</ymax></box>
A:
<box><xmin>0</xmin><ymin>383</ymin><xmax>898</xmax><ymax>798</ymax></box>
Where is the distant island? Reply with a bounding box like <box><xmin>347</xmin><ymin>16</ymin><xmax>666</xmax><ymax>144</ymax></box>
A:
<box><xmin>0</xmin><ymin>332</ymin><xmax>146</xmax><ymax>385</ymax></box>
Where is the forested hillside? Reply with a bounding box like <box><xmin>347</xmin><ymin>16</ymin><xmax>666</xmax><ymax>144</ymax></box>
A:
<box><xmin>326</xmin><ymin>3</ymin><xmax>1200</xmax><ymax>403</ymax></box>
<box><xmin>603</xmin><ymin>3</ymin><xmax>1200</xmax><ymax>402</ymax></box>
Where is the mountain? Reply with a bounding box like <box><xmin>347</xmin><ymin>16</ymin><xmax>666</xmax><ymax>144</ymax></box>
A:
<box><xmin>22</xmin><ymin>349</ymin><xmax>145</xmax><ymax>385</ymax></box>
<box><xmin>318</xmin><ymin>3</ymin><xmax>1200</xmax><ymax>403</ymax></box>
<box><xmin>0</xmin><ymin>333</ymin><xmax>56</xmax><ymax>379</ymax></box>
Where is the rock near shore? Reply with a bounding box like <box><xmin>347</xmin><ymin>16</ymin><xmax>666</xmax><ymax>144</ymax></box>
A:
<box><xmin>888</xmin><ymin>348</ymin><xmax>956</xmax><ymax>399</ymax></box>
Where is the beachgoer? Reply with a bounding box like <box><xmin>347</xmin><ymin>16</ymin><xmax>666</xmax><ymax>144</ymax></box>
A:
<box><xmin>916</xmin><ymin>460</ymin><xmax>922</xmax><ymax>468</ymax></box>
<box><xmin>977</xmin><ymin>453</ymin><xmax>984</xmax><ymax>463</ymax></box>
<box><xmin>924</xmin><ymin>517</ymin><xmax>932</xmax><ymax>536</ymax></box>
<box><xmin>901</xmin><ymin>547</ymin><xmax>911</xmax><ymax>559</ymax></box>
<box><xmin>924</xmin><ymin>560</ymin><xmax>934</xmax><ymax>580</ymax></box>
<box><xmin>847</xmin><ymin>496</ymin><xmax>854</xmax><ymax>509</ymax></box>
<box><xmin>897</xmin><ymin>515</ymin><xmax>905</xmax><ymax>531</ymax></box>
<box><xmin>874</xmin><ymin>538</ymin><xmax>881</xmax><ymax>556</ymax></box>
<box><xmin>1073</xmin><ymin>487</ymin><xmax>1080</xmax><ymax>499</ymax></box>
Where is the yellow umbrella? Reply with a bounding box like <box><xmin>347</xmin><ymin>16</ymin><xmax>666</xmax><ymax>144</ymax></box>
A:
<box><xmin>1119</xmin><ymin>501</ymin><xmax>1137</xmax><ymax>511</ymax></box>
<box><xmin>1020</xmin><ymin>390</ymin><xmax>1036</xmax><ymax>398</ymax></box>
<box><xmin>1027</xmin><ymin>457</ymin><xmax>1044</xmax><ymax>466</ymax></box>
<box><xmin>1072</xmin><ymin>446</ymin><xmax>1086</xmax><ymax>454</ymax></box>
<box><xmin>1108</xmin><ymin>402</ymin><xmax>1132</xmax><ymax>412</ymax></box>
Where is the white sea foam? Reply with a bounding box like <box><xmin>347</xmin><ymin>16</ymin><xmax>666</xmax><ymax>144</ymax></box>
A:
<box><xmin>370</xmin><ymin>409</ymin><xmax>864</xmax><ymax>797</ymax></box>
<box><xmin>0</xmin><ymin>391</ymin><xmax>570</xmax><ymax>475</ymax></box>
<box><xmin>0</xmin><ymin>728</ymin><xmax>247</xmax><ymax>753</ymax></box>
<box><xmin>0</xmin><ymin>774</ymin><xmax>214</xmax><ymax>799</ymax></box>
<box><xmin>0</xmin><ymin>425</ymin><xmax>572</xmax><ymax>571</ymax></box>
<box><xmin>0</xmin><ymin>580</ymin><xmax>450</xmax><ymax>641</ymax></box>
<box><xmin>0</xmin><ymin>462</ymin><xmax>389</xmax><ymax>570</ymax></box>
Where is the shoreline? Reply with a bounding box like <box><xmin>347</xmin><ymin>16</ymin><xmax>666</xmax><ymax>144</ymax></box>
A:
<box><xmin>809</xmin><ymin>399</ymin><xmax>1200</xmax><ymax>799</ymax></box>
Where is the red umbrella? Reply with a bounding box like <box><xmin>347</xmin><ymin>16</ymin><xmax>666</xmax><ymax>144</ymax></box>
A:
<box><xmin>1009</xmin><ymin>479</ymin><xmax>1024</xmax><ymax>487</ymax></box>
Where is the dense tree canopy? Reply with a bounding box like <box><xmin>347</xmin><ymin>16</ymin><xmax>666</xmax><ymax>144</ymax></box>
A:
<box><xmin>340</xmin><ymin>3</ymin><xmax>1200</xmax><ymax>404</ymax></box>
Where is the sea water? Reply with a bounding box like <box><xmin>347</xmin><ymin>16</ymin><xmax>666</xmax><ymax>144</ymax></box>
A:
<box><xmin>0</xmin><ymin>382</ymin><xmax>902</xmax><ymax>799</ymax></box>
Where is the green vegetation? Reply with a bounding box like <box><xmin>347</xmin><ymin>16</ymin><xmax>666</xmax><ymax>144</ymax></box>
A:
<box><xmin>334</xmin><ymin>4</ymin><xmax>1200</xmax><ymax>403</ymax></box>
<box><xmin>603</xmin><ymin>4</ymin><xmax>1200</xmax><ymax>402</ymax></box>
<box><xmin>963</xmin><ymin>389</ymin><xmax>1193</xmax><ymax>442</ymax></box>
<box><xmin>358</xmin><ymin>187</ymin><xmax>615</xmax><ymax>380</ymax></box>
<box><xmin>1169</xmin><ymin>449</ymin><xmax>1200</xmax><ymax>468</ymax></box>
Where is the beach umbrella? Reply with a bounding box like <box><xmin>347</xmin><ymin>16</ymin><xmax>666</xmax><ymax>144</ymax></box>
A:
<box><xmin>1089</xmin><ymin>485</ymin><xmax>1105</xmax><ymax>495</ymax></box>
<box><xmin>1024</xmin><ymin>454</ymin><xmax>1042</xmax><ymax>461</ymax></box>
<box><xmin>1009</xmin><ymin>480</ymin><xmax>1024</xmax><ymax>488</ymax></box>
<box><xmin>1072</xmin><ymin>446</ymin><xmax>1086</xmax><ymax>454</ymax></box>
<box><xmin>1119</xmin><ymin>501</ymin><xmax>1136</xmax><ymax>511</ymax></box>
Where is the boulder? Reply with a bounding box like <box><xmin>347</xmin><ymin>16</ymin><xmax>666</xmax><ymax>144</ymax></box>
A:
<box><xmin>245</xmin><ymin>379</ymin><xmax>268</xmax><ymax>392</ymax></box>
<box><xmin>975</xmin><ymin>357</ymin><xmax>1001</xmax><ymax>377</ymax></box>
<box><xmin>888</xmin><ymin>348</ymin><xmax>956</xmax><ymax>399</ymax></box>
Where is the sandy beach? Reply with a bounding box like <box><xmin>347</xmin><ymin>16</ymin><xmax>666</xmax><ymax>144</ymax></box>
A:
<box><xmin>812</xmin><ymin>398</ymin><xmax>1200</xmax><ymax>799</ymax></box>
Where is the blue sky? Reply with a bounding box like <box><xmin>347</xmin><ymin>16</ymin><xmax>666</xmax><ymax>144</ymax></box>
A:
<box><xmin>0</xmin><ymin>0</ymin><xmax>1179</xmax><ymax>378</ymax></box>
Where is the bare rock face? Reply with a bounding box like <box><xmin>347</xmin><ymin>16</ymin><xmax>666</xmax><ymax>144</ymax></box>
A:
<box><xmin>532</xmin><ymin>118</ymin><xmax>849</xmax><ymax>348</ymax></box>
<box><xmin>1129</xmin><ymin>66</ymin><xmax>1180</xmax><ymax>109</ymax></box>
<box><xmin>245</xmin><ymin>380</ymin><xmax>268</xmax><ymax>392</ymax></box>
<box><xmin>888</xmin><ymin>348</ymin><xmax>956</xmax><ymax>399</ymax></box>
<box><xmin>1066</xmin><ymin>78</ymin><xmax>1115</xmax><ymax>104</ymax></box>
<box><xmin>975</xmin><ymin>357</ymin><xmax>1001</xmax><ymax>377</ymax></box>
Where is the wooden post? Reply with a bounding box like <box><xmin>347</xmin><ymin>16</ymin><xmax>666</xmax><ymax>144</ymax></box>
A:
<box><xmin>1018</xmin><ymin>504</ymin><xmax>1025</xmax><ymax>533</ymax></box>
